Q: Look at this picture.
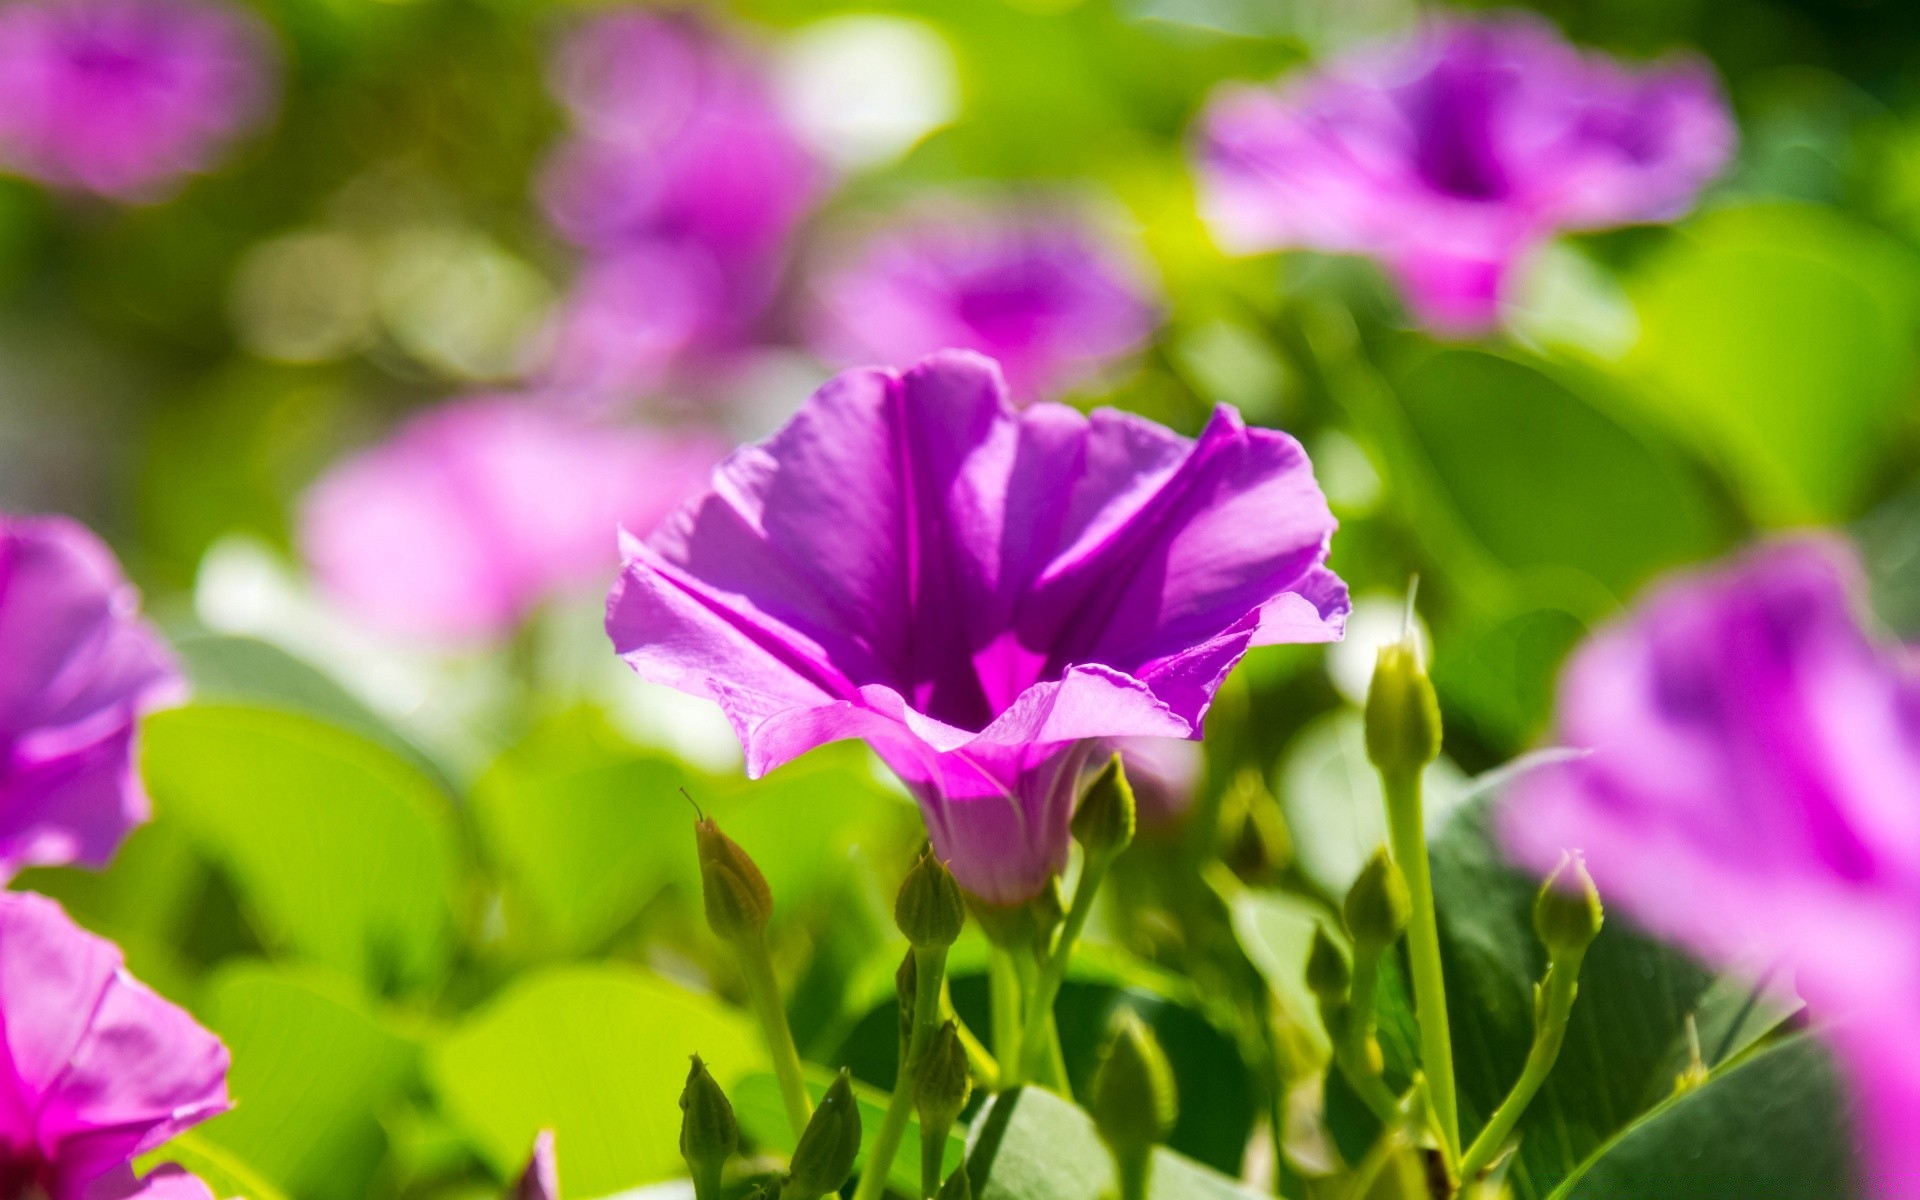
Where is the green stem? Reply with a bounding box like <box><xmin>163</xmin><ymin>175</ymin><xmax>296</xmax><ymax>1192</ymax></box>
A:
<box><xmin>921</xmin><ymin>1112</ymin><xmax>954</xmax><ymax>1199</ymax></box>
<box><xmin>1322</xmin><ymin>1004</ymin><xmax>1398</xmax><ymax>1126</ymax></box>
<box><xmin>940</xmin><ymin>980</ymin><xmax>999</xmax><ymax>1090</ymax></box>
<box><xmin>1113</xmin><ymin>1145</ymin><xmax>1152</xmax><ymax>1200</ymax></box>
<box><xmin>1381</xmin><ymin>770</ymin><xmax>1459</xmax><ymax>1163</ymax></box>
<box><xmin>988</xmin><ymin>945</ymin><xmax>1027</xmax><ymax>1089</ymax></box>
<box><xmin>1459</xmin><ymin>951</ymin><xmax>1585</xmax><ymax>1181</ymax></box>
<box><xmin>690</xmin><ymin>1161</ymin><xmax>723</xmax><ymax>1200</ymax></box>
<box><xmin>1020</xmin><ymin>851</ymin><xmax>1113</xmax><ymax>1088</ymax></box>
<box><xmin>853</xmin><ymin>945</ymin><xmax>948</xmax><ymax>1200</ymax></box>
<box><xmin>735</xmin><ymin>929</ymin><xmax>812</xmax><ymax>1140</ymax></box>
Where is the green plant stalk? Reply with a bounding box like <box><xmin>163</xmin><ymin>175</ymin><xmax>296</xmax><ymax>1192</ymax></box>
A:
<box><xmin>1459</xmin><ymin>949</ymin><xmax>1585</xmax><ymax>1181</ymax></box>
<box><xmin>853</xmin><ymin>945</ymin><xmax>948</xmax><ymax>1200</ymax></box>
<box><xmin>988</xmin><ymin>945</ymin><xmax>1026</xmax><ymax>1088</ymax></box>
<box><xmin>735</xmin><ymin>929</ymin><xmax>812</xmax><ymax>1140</ymax></box>
<box><xmin>1112</xmin><ymin>1143</ymin><xmax>1152</xmax><ymax>1200</ymax></box>
<box><xmin>690</xmin><ymin>1160</ymin><xmax>723</xmax><ymax>1200</ymax></box>
<box><xmin>920</xmin><ymin>1109</ymin><xmax>955</xmax><ymax>1199</ymax></box>
<box><xmin>1020</xmin><ymin>849</ymin><xmax>1114</xmax><ymax>1089</ymax></box>
<box><xmin>1381</xmin><ymin>770</ymin><xmax>1460</xmax><ymax>1162</ymax></box>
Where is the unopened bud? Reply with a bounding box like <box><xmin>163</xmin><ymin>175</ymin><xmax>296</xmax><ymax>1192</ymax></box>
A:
<box><xmin>1305</xmin><ymin>926</ymin><xmax>1351</xmax><ymax>1003</ymax></box>
<box><xmin>696</xmin><ymin>817</ymin><xmax>772</xmax><ymax>941</ymax></box>
<box><xmin>1073</xmin><ymin>754</ymin><xmax>1137</xmax><ymax>859</ymax></box>
<box><xmin>896</xmin><ymin>851</ymin><xmax>966</xmax><ymax>949</ymax></box>
<box><xmin>679</xmin><ymin>1055</ymin><xmax>739</xmax><ymax>1181</ymax></box>
<box><xmin>1219</xmin><ymin>771</ymin><xmax>1292</xmax><ymax>884</ymax></box>
<box><xmin>1533</xmin><ymin>852</ymin><xmax>1603</xmax><ymax>960</ymax></box>
<box><xmin>915</xmin><ymin>1020</ymin><xmax>973</xmax><ymax>1131</ymax></box>
<box><xmin>1365</xmin><ymin>634</ymin><xmax>1442</xmax><ymax>778</ymax></box>
<box><xmin>937</xmin><ymin>1165</ymin><xmax>972</xmax><ymax>1200</ymax></box>
<box><xmin>1344</xmin><ymin>847</ymin><xmax>1411</xmax><ymax>953</ymax></box>
<box><xmin>783</xmin><ymin>1070</ymin><xmax>862</xmax><ymax>1200</ymax></box>
<box><xmin>1090</xmin><ymin>1012</ymin><xmax>1178</xmax><ymax>1155</ymax></box>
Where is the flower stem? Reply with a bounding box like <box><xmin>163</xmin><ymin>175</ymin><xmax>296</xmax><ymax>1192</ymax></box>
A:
<box><xmin>1020</xmin><ymin>849</ymin><xmax>1114</xmax><ymax>1091</ymax></box>
<box><xmin>921</xmin><ymin>1110</ymin><xmax>954</xmax><ymax>1198</ymax></box>
<box><xmin>1459</xmin><ymin>949</ymin><xmax>1586</xmax><ymax>1181</ymax></box>
<box><xmin>734</xmin><ymin>928</ymin><xmax>812</xmax><ymax>1140</ymax></box>
<box><xmin>853</xmin><ymin>945</ymin><xmax>948</xmax><ymax>1200</ymax></box>
<box><xmin>988</xmin><ymin>945</ymin><xmax>1026</xmax><ymax>1089</ymax></box>
<box><xmin>1381</xmin><ymin>770</ymin><xmax>1459</xmax><ymax>1163</ymax></box>
<box><xmin>1113</xmin><ymin>1144</ymin><xmax>1152</xmax><ymax>1200</ymax></box>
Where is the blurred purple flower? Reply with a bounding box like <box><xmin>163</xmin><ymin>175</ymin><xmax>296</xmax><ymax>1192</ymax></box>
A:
<box><xmin>0</xmin><ymin>890</ymin><xmax>229</xmax><ymax>1200</ymax></box>
<box><xmin>300</xmin><ymin>396</ymin><xmax>723</xmax><ymax>643</ymax></box>
<box><xmin>535</xmin><ymin>10</ymin><xmax>820</xmax><ymax>402</ymax></box>
<box><xmin>514</xmin><ymin>1130</ymin><xmax>557</xmax><ymax>1200</ymax></box>
<box><xmin>607</xmin><ymin>350</ymin><xmax>1347</xmax><ymax>903</ymax></box>
<box><xmin>0</xmin><ymin>515</ymin><xmax>182</xmax><ymax>881</ymax></box>
<box><xmin>1196</xmin><ymin>12</ymin><xmax>1734</xmax><ymax>334</ymax></box>
<box><xmin>0</xmin><ymin>0</ymin><xmax>274</xmax><ymax>201</ymax></box>
<box><xmin>1502</xmin><ymin>537</ymin><xmax>1920</xmax><ymax>1189</ymax></box>
<box><xmin>809</xmin><ymin>207</ymin><xmax>1159</xmax><ymax>405</ymax></box>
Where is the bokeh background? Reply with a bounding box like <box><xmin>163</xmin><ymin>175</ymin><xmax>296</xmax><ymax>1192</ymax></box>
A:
<box><xmin>4</xmin><ymin>0</ymin><xmax>1916</xmax><ymax>1197</ymax></box>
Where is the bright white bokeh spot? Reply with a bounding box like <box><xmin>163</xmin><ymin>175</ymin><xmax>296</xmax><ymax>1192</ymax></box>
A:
<box><xmin>1327</xmin><ymin>590</ymin><xmax>1429</xmax><ymax>707</ymax></box>
<box><xmin>778</xmin><ymin>16</ymin><xmax>958</xmax><ymax>169</ymax></box>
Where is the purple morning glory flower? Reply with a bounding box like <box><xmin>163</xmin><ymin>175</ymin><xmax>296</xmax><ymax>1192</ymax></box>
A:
<box><xmin>1501</xmin><ymin>536</ymin><xmax>1920</xmax><ymax>1189</ymax></box>
<box><xmin>808</xmin><ymin>205</ymin><xmax>1159</xmax><ymax>405</ymax></box>
<box><xmin>0</xmin><ymin>514</ymin><xmax>182</xmax><ymax>881</ymax></box>
<box><xmin>535</xmin><ymin>9</ymin><xmax>820</xmax><ymax>403</ymax></box>
<box><xmin>1196</xmin><ymin>12</ymin><xmax>1734</xmax><ymax>334</ymax></box>
<box><xmin>0</xmin><ymin>890</ymin><xmax>229</xmax><ymax>1199</ymax></box>
<box><xmin>607</xmin><ymin>350</ymin><xmax>1347</xmax><ymax>903</ymax></box>
<box><xmin>300</xmin><ymin>395</ymin><xmax>724</xmax><ymax>643</ymax></box>
<box><xmin>0</xmin><ymin>0</ymin><xmax>274</xmax><ymax>201</ymax></box>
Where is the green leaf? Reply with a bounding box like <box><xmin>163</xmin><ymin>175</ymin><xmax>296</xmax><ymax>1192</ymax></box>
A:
<box><xmin>966</xmin><ymin>1086</ymin><xmax>1265</xmax><ymax>1200</ymax></box>
<box><xmin>1631</xmin><ymin>202</ymin><xmax>1920</xmax><ymax>521</ymax></box>
<box><xmin>426</xmin><ymin>964</ymin><xmax>765</xmax><ymax>1198</ymax></box>
<box><xmin>1389</xmin><ymin>345</ymin><xmax>1731</xmax><ymax>599</ymax></box>
<box><xmin>1550</xmin><ymin>1035</ymin><xmax>1856</xmax><ymax>1199</ymax></box>
<box><xmin>197</xmin><ymin>964</ymin><xmax>418</xmax><ymax>1200</ymax></box>
<box><xmin>143</xmin><ymin>705</ymin><xmax>460</xmax><ymax>993</ymax></box>
<box><xmin>732</xmin><ymin>1069</ymin><xmax>965</xmax><ymax>1195</ymax></box>
<box><xmin>140</xmin><ymin>1131</ymin><xmax>293</xmax><ymax>1200</ymax></box>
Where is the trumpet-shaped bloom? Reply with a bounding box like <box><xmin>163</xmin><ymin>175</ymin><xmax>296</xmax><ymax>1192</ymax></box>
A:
<box><xmin>0</xmin><ymin>515</ymin><xmax>182</xmax><ymax>880</ymax></box>
<box><xmin>608</xmin><ymin>351</ymin><xmax>1347</xmax><ymax>902</ymax></box>
<box><xmin>300</xmin><ymin>396</ymin><xmax>722</xmax><ymax>642</ymax></box>
<box><xmin>0</xmin><ymin>890</ymin><xmax>228</xmax><ymax>1199</ymax></box>
<box><xmin>536</xmin><ymin>10</ymin><xmax>819</xmax><ymax>402</ymax></box>
<box><xmin>0</xmin><ymin>0</ymin><xmax>273</xmax><ymax>201</ymax></box>
<box><xmin>809</xmin><ymin>207</ymin><xmax>1158</xmax><ymax>405</ymax></box>
<box><xmin>1501</xmin><ymin>537</ymin><xmax>1920</xmax><ymax>1191</ymax></box>
<box><xmin>1196</xmin><ymin>12</ymin><xmax>1733</xmax><ymax>334</ymax></box>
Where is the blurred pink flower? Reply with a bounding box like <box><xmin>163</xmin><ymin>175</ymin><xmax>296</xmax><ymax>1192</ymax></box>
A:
<box><xmin>1502</xmin><ymin>536</ymin><xmax>1920</xmax><ymax>1190</ymax></box>
<box><xmin>535</xmin><ymin>10</ymin><xmax>820</xmax><ymax>403</ymax></box>
<box><xmin>608</xmin><ymin>350</ymin><xmax>1346</xmax><ymax>903</ymax></box>
<box><xmin>1196</xmin><ymin>12</ymin><xmax>1734</xmax><ymax>334</ymax></box>
<box><xmin>300</xmin><ymin>396</ymin><xmax>723</xmax><ymax>642</ymax></box>
<box><xmin>0</xmin><ymin>0</ymin><xmax>274</xmax><ymax>201</ymax></box>
<box><xmin>514</xmin><ymin>1130</ymin><xmax>557</xmax><ymax>1200</ymax></box>
<box><xmin>808</xmin><ymin>207</ymin><xmax>1159</xmax><ymax>405</ymax></box>
<box><xmin>0</xmin><ymin>890</ymin><xmax>228</xmax><ymax>1200</ymax></box>
<box><xmin>0</xmin><ymin>514</ymin><xmax>182</xmax><ymax>880</ymax></box>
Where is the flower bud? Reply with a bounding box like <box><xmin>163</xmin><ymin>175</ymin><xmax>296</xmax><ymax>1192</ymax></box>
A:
<box><xmin>696</xmin><ymin>817</ymin><xmax>772</xmax><ymax>942</ymax></box>
<box><xmin>1073</xmin><ymin>754</ymin><xmax>1137</xmax><ymax>859</ymax></box>
<box><xmin>1533</xmin><ymin>852</ymin><xmax>1603</xmax><ymax>961</ymax></box>
<box><xmin>1305</xmin><ymin>925</ymin><xmax>1351</xmax><ymax>1003</ymax></box>
<box><xmin>915</xmin><ymin>1020</ymin><xmax>973</xmax><ymax>1131</ymax></box>
<box><xmin>1219</xmin><ymin>770</ymin><xmax>1292</xmax><ymax>884</ymax></box>
<box><xmin>895</xmin><ymin>850</ymin><xmax>966</xmax><ymax>949</ymax></box>
<box><xmin>1090</xmin><ymin>1011</ymin><xmax>1178</xmax><ymax>1156</ymax></box>
<box><xmin>1343</xmin><ymin>846</ymin><xmax>1411</xmax><ymax>954</ymax></box>
<box><xmin>679</xmin><ymin>1055</ymin><xmax>739</xmax><ymax>1183</ymax></box>
<box><xmin>784</xmin><ymin>1069</ymin><xmax>861</xmax><ymax>1200</ymax></box>
<box><xmin>1364</xmin><ymin>635</ymin><xmax>1442</xmax><ymax>779</ymax></box>
<box><xmin>937</xmin><ymin>1165</ymin><xmax>972</xmax><ymax>1200</ymax></box>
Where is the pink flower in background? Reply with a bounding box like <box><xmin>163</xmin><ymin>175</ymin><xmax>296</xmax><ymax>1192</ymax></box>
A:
<box><xmin>608</xmin><ymin>351</ymin><xmax>1346</xmax><ymax>903</ymax></box>
<box><xmin>536</xmin><ymin>9</ymin><xmax>820</xmax><ymax>403</ymax></box>
<box><xmin>0</xmin><ymin>890</ymin><xmax>229</xmax><ymax>1199</ymax></box>
<box><xmin>1196</xmin><ymin>12</ymin><xmax>1734</xmax><ymax>334</ymax></box>
<box><xmin>300</xmin><ymin>396</ymin><xmax>723</xmax><ymax>642</ymax></box>
<box><xmin>0</xmin><ymin>0</ymin><xmax>274</xmax><ymax>201</ymax></box>
<box><xmin>0</xmin><ymin>515</ymin><xmax>182</xmax><ymax>880</ymax></box>
<box><xmin>1501</xmin><ymin>537</ymin><xmax>1920</xmax><ymax>1191</ymax></box>
<box><xmin>809</xmin><ymin>206</ymin><xmax>1159</xmax><ymax>404</ymax></box>
<box><xmin>514</xmin><ymin>1130</ymin><xmax>557</xmax><ymax>1200</ymax></box>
